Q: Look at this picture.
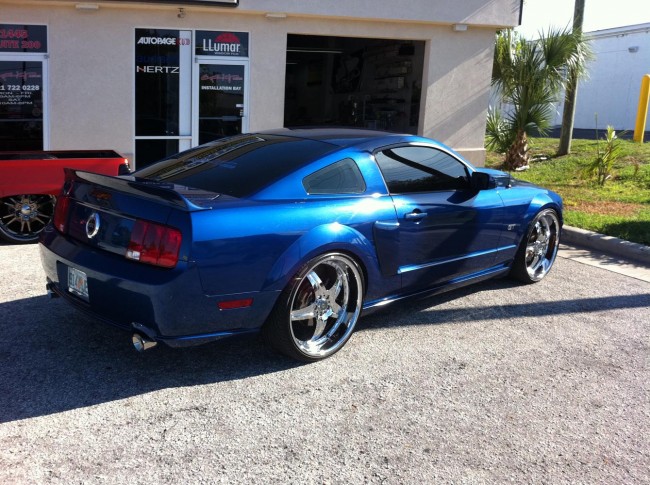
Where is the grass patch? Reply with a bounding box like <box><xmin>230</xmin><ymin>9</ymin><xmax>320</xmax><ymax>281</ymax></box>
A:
<box><xmin>486</xmin><ymin>137</ymin><xmax>650</xmax><ymax>245</ymax></box>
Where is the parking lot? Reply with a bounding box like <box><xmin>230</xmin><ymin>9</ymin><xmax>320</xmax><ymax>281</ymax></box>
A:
<box><xmin>1</xmin><ymin>242</ymin><xmax>648</xmax><ymax>484</ymax></box>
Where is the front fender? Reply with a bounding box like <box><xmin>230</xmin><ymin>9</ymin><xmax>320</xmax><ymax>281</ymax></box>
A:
<box><xmin>508</xmin><ymin>193</ymin><xmax>563</xmax><ymax>248</ymax></box>
<box><xmin>496</xmin><ymin>186</ymin><xmax>563</xmax><ymax>257</ymax></box>
<box><xmin>524</xmin><ymin>192</ymin><xmax>563</xmax><ymax>229</ymax></box>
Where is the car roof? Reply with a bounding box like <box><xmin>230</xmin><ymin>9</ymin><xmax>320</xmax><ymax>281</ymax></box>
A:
<box><xmin>259</xmin><ymin>127</ymin><xmax>416</xmax><ymax>150</ymax></box>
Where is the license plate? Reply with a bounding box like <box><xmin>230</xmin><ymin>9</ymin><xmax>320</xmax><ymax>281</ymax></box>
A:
<box><xmin>68</xmin><ymin>267</ymin><xmax>89</xmax><ymax>301</ymax></box>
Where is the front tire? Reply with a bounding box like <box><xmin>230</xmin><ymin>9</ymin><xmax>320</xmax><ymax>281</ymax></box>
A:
<box><xmin>262</xmin><ymin>252</ymin><xmax>364</xmax><ymax>362</ymax></box>
<box><xmin>0</xmin><ymin>194</ymin><xmax>55</xmax><ymax>244</ymax></box>
<box><xmin>510</xmin><ymin>208</ymin><xmax>560</xmax><ymax>283</ymax></box>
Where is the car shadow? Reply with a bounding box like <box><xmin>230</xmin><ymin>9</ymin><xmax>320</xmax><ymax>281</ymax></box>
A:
<box><xmin>359</xmin><ymin>278</ymin><xmax>650</xmax><ymax>332</ymax></box>
<box><xmin>0</xmin><ymin>292</ymin><xmax>303</xmax><ymax>423</ymax></box>
<box><xmin>1</xmin><ymin>278</ymin><xmax>649</xmax><ymax>423</ymax></box>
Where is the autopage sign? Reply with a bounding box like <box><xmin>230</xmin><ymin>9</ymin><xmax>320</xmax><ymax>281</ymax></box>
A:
<box><xmin>195</xmin><ymin>31</ymin><xmax>248</xmax><ymax>57</ymax></box>
<box><xmin>0</xmin><ymin>24</ymin><xmax>47</xmax><ymax>53</ymax></box>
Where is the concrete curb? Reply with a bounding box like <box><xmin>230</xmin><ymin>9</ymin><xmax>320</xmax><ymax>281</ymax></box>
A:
<box><xmin>562</xmin><ymin>225</ymin><xmax>650</xmax><ymax>265</ymax></box>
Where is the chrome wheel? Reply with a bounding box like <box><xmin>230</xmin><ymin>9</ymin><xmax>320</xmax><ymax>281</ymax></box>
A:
<box><xmin>523</xmin><ymin>210</ymin><xmax>560</xmax><ymax>281</ymax></box>
<box><xmin>263</xmin><ymin>253</ymin><xmax>364</xmax><ymax>361</ymax></box>
<box><xmin>0</xmin><ymin>195</ymin><xmax>55</xmax><ymax>244</ymax></box>
<box><xmin>510</xmin><ymin>208</ymin><xmax>561</xmax><ymax>283</ymax></box>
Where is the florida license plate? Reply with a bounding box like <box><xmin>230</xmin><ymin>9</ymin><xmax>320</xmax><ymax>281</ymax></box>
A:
<box><xmin>68</xmin><ymin>267</ymin><xmax>89</xmax><ymax>300</ymax></box>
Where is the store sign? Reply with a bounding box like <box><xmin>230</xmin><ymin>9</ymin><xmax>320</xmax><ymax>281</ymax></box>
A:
<box><xmin>135</xmin><ymin>29</ymin><xmax>183</xmax><ymax>77</ymax></box>
<box><xmin>195</xmin><ymin>31</ymin><xmax>249</xmax><ymax>58</ymax></box>
<box><xmin>0</xmin><ymin>62</ymin><xmax>42</xmax><ymax>113</ymax></box>
<box><xmin>200</xmin><ymin>66</ymin><xmax>244</xmax><ymax>93</ymax></box>
<box><xmin>0</xmin><ymin>24</ymin><xmax>47</xmax><ymax>53</ymax></box>
<box><xmin>135</xmin><ymin>0</ymin><xmax>237</xmax><ymax>5</ymax></box>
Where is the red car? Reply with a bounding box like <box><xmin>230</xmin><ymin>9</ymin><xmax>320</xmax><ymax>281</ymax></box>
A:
<box><xmin>0</xmin><ymin>150</ymin><xmax>130</xmax><ymax>243</ymax></box>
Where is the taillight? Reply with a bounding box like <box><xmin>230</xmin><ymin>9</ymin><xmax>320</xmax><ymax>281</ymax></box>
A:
<box><xmin>126</xmin><ymin>220</ymin><xmax>182</xmax><ymax>268</ymax></box>
<box><xmin>53</xmin><ymin>195</ymin><xmax>71</xmax><ymax>234</ymax></box>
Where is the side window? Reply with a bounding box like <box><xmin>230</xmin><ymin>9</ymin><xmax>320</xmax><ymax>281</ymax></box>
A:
<box><xmin>375</xmin><ymin>146</ymin><xmax>470</xmax><ymax>193</ymax></box>
<box><xmin>303</xmin><ymin>158</ymin><xmax>366</xmax><ymax>195</ymax></box>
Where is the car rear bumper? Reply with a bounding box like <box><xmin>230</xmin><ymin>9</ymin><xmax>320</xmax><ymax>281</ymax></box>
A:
<box><xmin>39</xmin><ymin>227</ymin><xmax>279</xmax><ymax>347</ymax></box>
<box><xmin>44</xmin><ymin>278</ymin><xmax>261</xmax><ymax>347</ymax></box>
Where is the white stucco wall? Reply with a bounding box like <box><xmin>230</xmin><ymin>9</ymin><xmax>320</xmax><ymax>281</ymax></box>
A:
<box><xmin>1</xmin><ymin>0</ymin><xmax>522</xmax><ymax>165</ymax></box>
<box><xmin>553</xmin><ymin>23</ymin><xmax>650</xmax><ymax>132</ymax></box>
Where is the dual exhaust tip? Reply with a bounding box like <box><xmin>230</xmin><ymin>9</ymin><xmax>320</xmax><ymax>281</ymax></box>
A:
<box><xmin>132</xmin><ymin>333</ymin><xmax>157</xmax><ymax>352</ymax></box>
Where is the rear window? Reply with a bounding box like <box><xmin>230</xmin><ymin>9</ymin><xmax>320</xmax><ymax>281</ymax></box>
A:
<box><xmin>134</xmin><ymin>134</ymin><xmax>336</xmax><ymax>198</ymax></box>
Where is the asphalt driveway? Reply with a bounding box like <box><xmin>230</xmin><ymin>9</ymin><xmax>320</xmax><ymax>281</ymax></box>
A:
<box><xmin>0</xmin><ymin>243</ymin><xmax>648</xmax><ymax>484</ymax></box>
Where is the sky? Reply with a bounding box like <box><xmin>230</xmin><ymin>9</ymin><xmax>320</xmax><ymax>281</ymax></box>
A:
<box><xmin>516</xmin><ymin>0</ymin><xmax>650</xmax><ymax>38</ymax></box>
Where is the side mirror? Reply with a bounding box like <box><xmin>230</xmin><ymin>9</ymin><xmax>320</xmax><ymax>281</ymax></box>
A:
<box><xmin>471</xmin><ymin>171</ymin><xmax>496</xmax><ymax>191</ymax></box>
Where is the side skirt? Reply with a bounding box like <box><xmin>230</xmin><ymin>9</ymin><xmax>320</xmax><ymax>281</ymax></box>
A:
<box><xmin>362</xmin><ymin>263</ymin><xmax>511</xmax><ymax>312</ymax></box>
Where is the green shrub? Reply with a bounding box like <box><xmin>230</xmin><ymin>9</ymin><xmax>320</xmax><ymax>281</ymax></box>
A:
<box><xmin>583</xmin><ymin>126</ymin><xmax>622</xmax><ymax>186</ymax></box>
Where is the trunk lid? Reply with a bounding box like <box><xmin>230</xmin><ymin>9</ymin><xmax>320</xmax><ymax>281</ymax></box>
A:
<box><xmin>58</xmin><ymin>169</ymin><xmax>224</xmax><ymax>261</ymax></box>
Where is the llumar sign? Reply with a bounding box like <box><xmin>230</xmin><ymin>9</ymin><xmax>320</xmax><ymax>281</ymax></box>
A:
<box><xmin>195</xmin><ymin>31</ymin><xmax>248</xmax><ymax>58</ymax></box>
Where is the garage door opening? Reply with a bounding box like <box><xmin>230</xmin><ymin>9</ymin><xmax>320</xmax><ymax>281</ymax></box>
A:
<box><xmin>285</xmin><ymin>34</ymin><xmax>424</xmax><ymax>134</ymax></box>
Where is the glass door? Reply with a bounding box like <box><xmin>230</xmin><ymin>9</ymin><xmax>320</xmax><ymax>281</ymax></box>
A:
<box><xmin>0</xmin><ymin>57</ymin><xmax>47</xmax><ymax>151</ymax></box>
<box><xmin>134</xmin><ymin>29</ymin><xmax>192</xmax><ymax>169</ymax></box>
<box><xmin>194</xmin><ymin>60</ymin><xmax>248</xmax><ymax>146</ymax></box>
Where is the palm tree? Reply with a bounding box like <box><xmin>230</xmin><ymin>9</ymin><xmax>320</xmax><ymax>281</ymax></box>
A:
<box><xmin>487</xmin><ymin>27</ymin><xmax>591</xmax><ymax>170</ymax></box>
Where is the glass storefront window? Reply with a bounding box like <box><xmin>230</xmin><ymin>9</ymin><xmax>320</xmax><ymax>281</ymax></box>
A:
<box><xmin>135</xmin><ymin>29</ymin><xmax>181</xmax><ymax>137</ymax></box>
<box><xmin>198</xmin><ymin>63</ymin><xmax>245</xmax><ymax>145</ymax></box>
<box><xmin>135</xmin><ymin>139</ymin><xmax>179</xmax><ymax>168</ymax></box>
<box><xmin>0</xmin><ymin>60</ymin><xmax>44</xmax><ymax>151</ymax></box>
<box><xmin>134</xmin><ymin>28</ymin><xmax>193</xmax><ymax>169</ymax></box>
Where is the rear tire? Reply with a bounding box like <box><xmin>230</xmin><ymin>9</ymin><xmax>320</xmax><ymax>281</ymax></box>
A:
<box><xmin>510</xmin><ymin>208</ymin><xmax>560</xmax><ymax>283</ymax></box>
<box><xmin>0</xmin><ymin>195</ymin><xmax>55</xmax><ymax>244</ymax></box>
<box><xmin>262</xmin><ymin>252</ymin><xmax>364</xmax><ymax>362</ymax></box>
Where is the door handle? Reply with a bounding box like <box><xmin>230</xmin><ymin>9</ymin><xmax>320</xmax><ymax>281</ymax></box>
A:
<box><xmin>404</xmin><ymin>210</ymin><xmax>427</xmax><ymax>221</ymax></box>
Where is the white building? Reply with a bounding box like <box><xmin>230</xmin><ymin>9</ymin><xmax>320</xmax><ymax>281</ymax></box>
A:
<box><xmin>0</xmin><ymin>0</ymin><xmax>523</xmax><ymax>168</ymax></box>
<box><xmin>556</xmin><ymin>22</ymin><xmax>650</xmax><ymax>133</ymax></box>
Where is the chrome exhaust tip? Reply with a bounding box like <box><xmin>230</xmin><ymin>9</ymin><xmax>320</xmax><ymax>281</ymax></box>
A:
<box><xmin>132</xmin><ymin>333</ymin><xmax>157</xmax><ymax>352</ymax></box>
<box><xmin>46</xmin><ymin>283</ymin><xmax>59</xmax><ymax>299</ymax></box>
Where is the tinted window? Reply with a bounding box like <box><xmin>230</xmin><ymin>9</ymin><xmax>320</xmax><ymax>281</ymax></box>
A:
<box><xmin>0</xmin><ymin>60</ymin><xmax>44</xmax><ymax>151</ymax></box>
<box><xmin>303</xmin><ymin>158</ymin><xmax>366</xmax><ymax>194</ymax></box>
<box><xmin>134</xmin><ymin>134</ymin><xmax>337</xmax><ymax>198</ymax></box>
<box><xmin>375</xmin><ymin>146</ymin><xmax>469</xmax><ymax>193</ymax></box>
<box><xmin>135</xmin><ymin>28</ymin><xmax>180</xmax><ymax>137</ymax></box>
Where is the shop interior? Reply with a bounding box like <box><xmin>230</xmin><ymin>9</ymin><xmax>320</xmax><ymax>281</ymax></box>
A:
<box><xmin>284</xmin><ymin>34</ymin><xmax>425</xmax><ymax>134</ymax></box>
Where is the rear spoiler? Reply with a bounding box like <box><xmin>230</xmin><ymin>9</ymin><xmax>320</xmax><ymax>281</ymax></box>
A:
<box><xmin>64</xmin><ymin>169</ymin><xmax>221</xmax><ymax>211</ymax></box>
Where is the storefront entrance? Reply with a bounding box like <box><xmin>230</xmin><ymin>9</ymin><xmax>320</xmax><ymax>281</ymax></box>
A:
<box><xmin>194</xmin><ymin>60</ymin><xmax>248</xmax><ymax>146</ymax></box>
<box><xmin>0</xmin><ymin>25</ymin><xmax>48</xmax><ymax>151</ymax></box>
<box><xmin>134</xmin><ymin>29</ymin><xmax>250</xmax><ymax>169</ymax></box>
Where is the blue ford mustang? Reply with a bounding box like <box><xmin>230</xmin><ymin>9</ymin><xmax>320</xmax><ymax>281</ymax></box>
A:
<box><xmin>40</xmin><ymin>129</ymin><xmax>562</xmax><ymax>361</ymax></box>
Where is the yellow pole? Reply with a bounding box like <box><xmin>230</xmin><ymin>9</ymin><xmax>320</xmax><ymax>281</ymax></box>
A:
<box><xmin>633</xmin><ymin>74</ymin><xmax>650</xmax><ymax>143</ymax></box>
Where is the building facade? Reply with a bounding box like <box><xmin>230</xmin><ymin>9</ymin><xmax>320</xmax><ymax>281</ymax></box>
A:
<box><xmin>552</xmin><ymin>23</ymin><xmax>650</xmax><ymax>133</ymax></box>
<box><xmin>1</xmin><ymin>0</ymin><xmax>522</xmax><ymax>168</ymax></box>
